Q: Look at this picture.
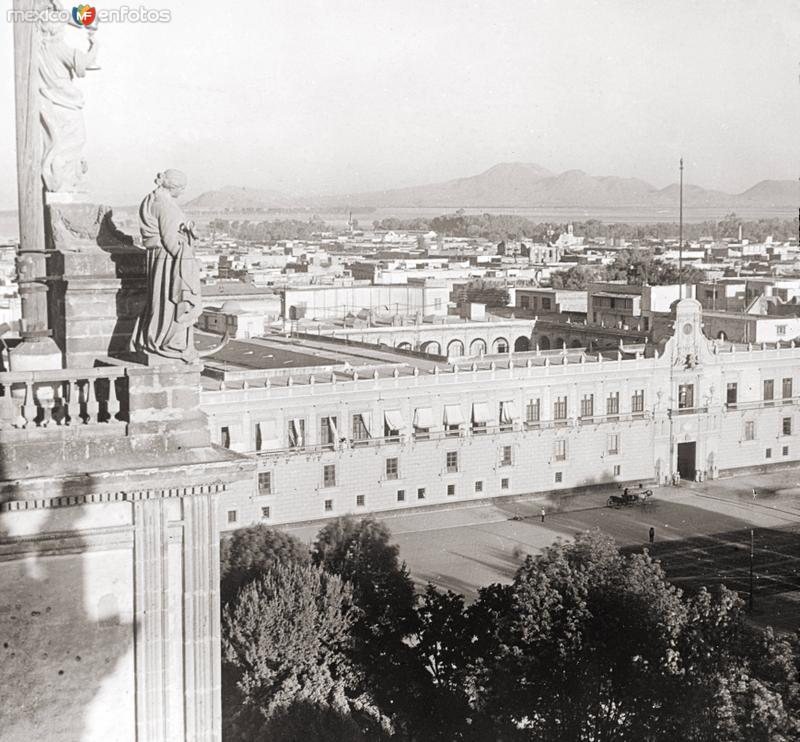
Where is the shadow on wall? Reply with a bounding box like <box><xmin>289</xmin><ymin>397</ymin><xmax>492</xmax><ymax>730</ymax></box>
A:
<box><xmin>0</xmin><ymin>474</ymin><xmax>136</xmax><ymax>741</ymax></box>
<box><xmin>98</xmin><ymin>213</ymin><xmax>147</xmax><ymax>362</ymax></box>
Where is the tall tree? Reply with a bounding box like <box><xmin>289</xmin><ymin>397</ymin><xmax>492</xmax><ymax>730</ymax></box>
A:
<box><xmin>222</xmin><ymin>562</ymin><xmax>389</xmax><ymax>741</ymax></box>
<box><xmin>313</xmin><ymin>518</ymin><xmax>418</xmax><ymax>725</ymax></box>
<box><xmin>220</xmin><ymin>524</ymin><xmax>309</xmax><ymax>605</ymax></box>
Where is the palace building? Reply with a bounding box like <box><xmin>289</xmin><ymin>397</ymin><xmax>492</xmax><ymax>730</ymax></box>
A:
<box><xmin>200</xmin><ymin>298</ymin><xmax>800</xmax><ymax>530</ymax></box>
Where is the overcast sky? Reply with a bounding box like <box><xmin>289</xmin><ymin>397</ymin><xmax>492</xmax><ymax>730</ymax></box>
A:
<box><xmin>1</xmin><ymin>0</ymin><xmax>799</xmax><ymax>208</ymax></box>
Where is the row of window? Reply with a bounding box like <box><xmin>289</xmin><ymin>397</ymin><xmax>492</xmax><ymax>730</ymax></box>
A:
<box><xmin>742</xmin><ymin>417</ymin><xmax>793</xmax><ymax>441</ymax></box>
<box><xmin>247</xmin><ymin>465</ymin><xmax>624</xmax><ymax>521</ymax></box>
<box><xmin>726</xmin><ymin>378</ymin><xmax>793</xmax><ymax>406</ymax></box>
<box><xmin>256</xmin><ymin>436</ymin><xmax>623</xmax><ymax>495</ymax></box>
<box><xmin>221</xmin><ymin>391</ymin><xmax>648</xmax><ymax>451</ymax></box>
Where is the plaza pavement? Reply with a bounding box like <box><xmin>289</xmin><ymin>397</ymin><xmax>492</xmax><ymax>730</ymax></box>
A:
<box><xmin>282</xmin><ymin>467</ymin><xmax>800</xmax><ymax>629</ymax></box>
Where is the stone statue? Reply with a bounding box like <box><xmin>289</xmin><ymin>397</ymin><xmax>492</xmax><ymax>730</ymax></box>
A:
<box><xmin>134</xmin><ymin>170</ymin><xmax>201</xmax><ymax>363</ymax></box>
<box><xmin>39</xmin><ymin>1</ymin><xmax>99</xmax><ymax>193</ymax></box>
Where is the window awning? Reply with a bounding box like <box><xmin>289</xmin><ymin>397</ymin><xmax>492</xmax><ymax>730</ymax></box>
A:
<box><xmin>413</xmin><ymin>407</ymin><xmax>433</xmax><ymax>429</ymax></box>
<box><xmin>256</xmin><ymin>419</ymin><xmax>279</xmax><ymax>450</ymax></box>
<box><xmin>356</xmin><ymin>413</ymin><xmax>371</xmax><ymax>436</ymax></box>
<box><xmin>500</xmin><ymin>401</ymin><xmax>518</xmax><ymax>423</ymax></box>
<box><xmin>289</xmin><ymin>418</ymin><xmax>304</xmax><ymax>446</ymax></box>
<box><xmin>444</xmin><ymin>404</ymin><xmax>465</xmax><ymax>426</ymax></box>
<box><xmin>472</xmin><ymin>402</ymin><xmax>491</xmax><ymax>424</ymax></box>
<box><xmin>327</xmin><ymin>417</ymin><xmax>338</xmax><ymax>439</ymax></box>
<box><xmin>384</xmin><ymin>409</ymin><xmax>404</xmax><ymax>431</ymax></box>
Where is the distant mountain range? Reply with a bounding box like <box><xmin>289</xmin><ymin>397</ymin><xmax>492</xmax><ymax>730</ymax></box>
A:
<box><xmin>184</xmin><ymin>163</ymin><xmax>798</xmax><ymax>212</ymax></box>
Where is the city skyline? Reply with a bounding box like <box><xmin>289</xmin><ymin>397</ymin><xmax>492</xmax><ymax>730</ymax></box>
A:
<box><xmin>1</xmin><ymin>0</ymin><xmax>799</xmax><ymax>210</ymax></box>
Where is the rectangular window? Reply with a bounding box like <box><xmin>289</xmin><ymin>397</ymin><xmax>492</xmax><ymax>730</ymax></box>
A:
<box><xmin>526</xmin><ymin>398</ymin><xmax>541</xmax><ymax>423</ymax></box>
<box><xmin>323</xmin><ymin>464</ymin><xmax>336</xmax><ymax>488</ymax></box>
<box><xmin>580</xmin><ymin>394</ymin><xmax>594</xmax><ymax>419</ymax></box>
<box><xmin>553</xmin><ymin>396</ymin><xmax>567</xmax><ymax>420</ymax></box>
<box><xmin>320</xmin><ymin>416</ymin><xmax>338</xmax><ymax>446</ymax></box>
<box><xmin>324</xmin><ymin>499</ymin><xmax>333</xmax><ymax>512</ymax></box>
<box><xmin>471</xmin><ymin>403</ymin><xmax>490</xmax><ymax>435</ymax></box>
<box><xmin>764</xmin><ymin>379</ymin><xmax>775</xmax><ymax>404</ymax></box>
<box><xmin>386</xmin><ymin>457</ymin><xmax>399</xmax><ymax>480</ymax></box>
<box><xmin>554</xmin><ymin>439</ymin><xmax>567</xmax><ymax>461</ymax></box>
<box><xmin>678</xmin><ymin>384</ymin><xmax>694</xmax><ymax>410</ymax></box>
<box><xmin>777</xmin><ymin>325</ymin><xmax>787</xmax><ymax>336</ymax></box>
<box><xmin>447</xmin><ymin>484</ymin><xmax>456</xmax><ymax>497</ymax></box>
<box><xmin>606</xmin><ymin>392</ymin><xmax>619</xmax><ymax>417</ymax></box>
<box><xmin>396</xmin><ymin>489</ymin><xmax>405</xmax><ymax>502</ymax></box>
<box><xmin>554</xmin><ymin>471</ymin><xmax>563</xmax><ymax>483</ymax></box>
<box><xmin>258</xmin><ymin>471</ymin><xmax>272</xmax><ymax>495</ymax></box>
<box><xmin>287</xmin><ymin>418</ymin><xmax>305</xmax><ymax>448</ymax></box>
<box><xmin>613</xmin><ymin>464</ymin><xmax>621</xmax><ymax>476</ymax></box>
<box><xmin>783</xmin><ymin>417</ymin><xmax>792</xmax><ymax>436</ymax></box>
<box><xmin>446</xmin><ymin>451</ymin><xmax>458</xmax><ymax>473</ymax></box>
<box><xmin>783</xmin><ymin>446</ymin><xmax>790</xmax><ymax>457</ymax></box>
<box><xmin>475</xmin><ymin>480</ymin><xmax>483</xmax><ymax>493</ymax></box>
<box><xmin>413</xmin><ymin>407</ymin><xmax>433</xmax><ymax>440</ymax></box>
<box><xmin>744</xmin><ymin>420</ymin><xmax>755</xmax><ymax>441</ymax></box>
<box><xmin>501</xmin><ymin>477</ymin><xmax>510</xmax><ymax>490</ymax></box>
<box><xmin>542</xmin><ymin>298</ymin><xmax>552</xmax><ymax>310</ymax></box>
<box><xmin>352</xmin><ymin>414</ymin><xmax>370</xmax><ymax>442</ymax></box>
<box><xmin>356</xmin><ymin>494</ymin><xmax>366</xmax><ymax>507</ymax></box>
<box><xmin>783</xmin><ymin>378</ymin><xmax>793</xmax><ymax>400</ymax></box>
<box><xmin>726</xmin><ymin>383</ymin><xmax>738</xmax><ymax>406</ymax></box>
<box><xmin>766</xmin><ymin>448</ymin><xmax>772</xmax><ymax>459</ymax></box>
<box><xmin>632</xmin><ymin>389</ymin><xmax>645</xmax><ymax>414</ymax></box>
<box><xmin>261</xmin><ymin>506</ymin><xmax>271</xmax><ymax>519</ymax></box>
<box><xmin>501</xmin><ymin>445</ymin><xmax>512</xmax><ymax>466</ymax></box>
<box><xmin>607</xmin><ymin>433</ymin><xmax>620</xmax><ymax>455</ymax></box>
<box><xmin>220</xmin><ymin>426</ymin><xmax>231</xmax><ymax>449</ymax></box>
<box><xmin>417</xmin><ymin>487</ymin><xmax>426</xmax><ymax>500</ymax></box>
<box><xmin>227</xmin><ymin>510</ymin><xmax>237</xmax><ymax>524</ymax></box>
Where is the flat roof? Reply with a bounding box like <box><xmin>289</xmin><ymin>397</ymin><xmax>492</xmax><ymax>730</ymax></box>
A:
<box><xmin>197</xmin><ymin>333</ymin><xmax>341</xmax><ymax>371</ymax></box>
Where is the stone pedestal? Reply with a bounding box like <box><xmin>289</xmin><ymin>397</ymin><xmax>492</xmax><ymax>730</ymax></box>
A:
<box><xmin>46</xmin><ymin>204</ymin><xmax>147</xmax><ymax>369</ymax></box>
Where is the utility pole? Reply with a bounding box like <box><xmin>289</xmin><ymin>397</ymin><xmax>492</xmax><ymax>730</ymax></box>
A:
<box><xmin>748</xmin><ymin>528</ymin><xmax>754</xmax><ymax>613</ymax></box>
<box><xmin>678</xmin><ymin>157</ymin><xmax>684</xmax><ymax>300</ymax></box>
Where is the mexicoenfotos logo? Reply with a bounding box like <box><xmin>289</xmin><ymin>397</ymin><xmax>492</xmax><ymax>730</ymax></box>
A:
<box><xmin>72</xmin><ymin>5</ymin><xmax>97</xmax><ymax>26</ymax></box>
<box><xmin>6</xmin><ymin>4</ymin><xmax>172</xmax><ymax>24</ymax></box>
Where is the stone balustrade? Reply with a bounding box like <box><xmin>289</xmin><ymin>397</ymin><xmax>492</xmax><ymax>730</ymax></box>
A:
<box><xmin>0</xmin><ymin>366</ymin><xmax>128</xmax><ymax>429</ymax></box>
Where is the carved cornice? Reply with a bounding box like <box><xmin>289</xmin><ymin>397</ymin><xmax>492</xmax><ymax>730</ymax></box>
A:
<box><xmin>0</xmin><ymin>482</ymin><xmax>226</xmax><ymax>513</ymax></box>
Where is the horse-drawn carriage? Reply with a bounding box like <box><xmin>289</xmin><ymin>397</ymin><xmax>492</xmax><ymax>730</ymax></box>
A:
<box><xmin>607</xmin><ymin>488</ymin><xmax>654</xmax><ymax>507</ymax></box>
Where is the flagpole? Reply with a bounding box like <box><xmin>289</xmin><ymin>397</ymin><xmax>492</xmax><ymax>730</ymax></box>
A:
<box><xmin>679</xmin><ymin>157</ymin><xmax>684</xmax><ymax>300</ymax></box>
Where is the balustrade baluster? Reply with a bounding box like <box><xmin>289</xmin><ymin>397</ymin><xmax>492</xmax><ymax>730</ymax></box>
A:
<box><xmin>66</xmin><ymin>379</ymin><xmax>79</xmax><ymax>425</ymax></box>
<box><xmin>22</xmin><ymin>381</ymin><xmax>36</xmax><ymax>428</ymax></box>
<box><xmin>37</xmin><ymin>383</ymin><xmax>55</xmax><ymax>427</ymax></box>
<box><xmin>85</xmin><ymin>378</ymin><xmax>100</xmax><ymax>424</ymax></box>
<box><xmin>107</xmin><ymin>376</ymin><xmax>120</xmax><ymax>422</ymax></box>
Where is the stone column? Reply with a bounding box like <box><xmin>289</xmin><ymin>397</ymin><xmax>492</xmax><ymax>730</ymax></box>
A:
<box><xmin>182</xmin><ymin>492</ymin><xmax>222</xmax><ymax>742</ymax></box>
<box><xmin>134</xmin><ymin>496</ymin><xmax>170</xmax><ymax>742</ymax></box>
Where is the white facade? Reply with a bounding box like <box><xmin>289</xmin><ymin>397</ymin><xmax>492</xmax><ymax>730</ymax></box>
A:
<box><xmin>199</xmin><ymin>300</ymin><xmax>800</xmax><ymax>530</ymax></box>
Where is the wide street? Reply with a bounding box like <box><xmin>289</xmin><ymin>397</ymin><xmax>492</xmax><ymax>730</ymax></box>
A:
<box><xmin>284</xmin><ymin>467</ymin><xmax>800</xmax><ymax>631</ymax></box>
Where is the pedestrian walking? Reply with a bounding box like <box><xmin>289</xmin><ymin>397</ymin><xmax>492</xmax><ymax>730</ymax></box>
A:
<box><xmin>649</xmin><ymin>526</ymin><xmax>655</xmax><ymax>544</ymax></box>
<box><xmin>752</xmin><ymin>488</ymin><xmax>757</xmax><ymax>501</ymax></box>
<box><xmin>540</xmin><ymin>507</ymin><xmax>546</xmax><ymax>523</ymax></box>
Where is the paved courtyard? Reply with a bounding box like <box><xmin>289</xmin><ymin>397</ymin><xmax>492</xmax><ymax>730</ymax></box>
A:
<box><xmin>284</xmin><ymin>467</ymin><xmax>800</xmax><ymax>631</ymax></box>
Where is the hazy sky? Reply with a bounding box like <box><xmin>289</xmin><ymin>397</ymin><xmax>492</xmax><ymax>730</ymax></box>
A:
<box><xmin>1</xmin><ymin>0</ymin><xmax>799</xmax><ymax>208</ymax></box>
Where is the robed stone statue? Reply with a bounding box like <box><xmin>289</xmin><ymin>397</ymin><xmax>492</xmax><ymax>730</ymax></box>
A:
<box><xmin>39</xmin><ymin>1</ymin><xmax>99</xmax><ymax>193</ymax></box>
<box><xmin>134</xmin><ymin>170</ymin><xmax>201</xmax><ymax>363</ymax></box>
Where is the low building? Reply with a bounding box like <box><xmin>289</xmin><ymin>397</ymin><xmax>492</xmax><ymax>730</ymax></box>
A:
<box><xmin>197</xmin><ymin>299</ymin><xmax>800</xmax><ymax>531</ymax></box>
<box><xmin>515</xmin><ymin>287</ymin><xmax>587</xmax><ymax>315</ymax></box>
